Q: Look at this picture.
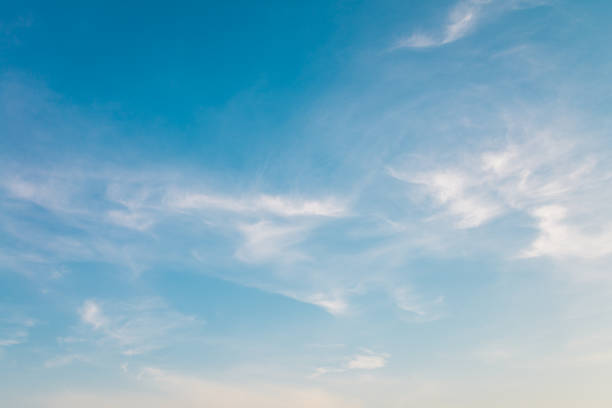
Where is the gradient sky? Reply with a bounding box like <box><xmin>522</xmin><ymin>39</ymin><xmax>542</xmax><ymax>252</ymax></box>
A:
<box><xmin>2</xmin><ymin>1</ymin><xmax>612</xmax><ymax>407</ymax></box>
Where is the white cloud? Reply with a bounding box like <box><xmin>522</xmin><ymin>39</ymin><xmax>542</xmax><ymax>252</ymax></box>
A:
<box><xmin>79</xmin><ymin>300</ymin><xmax>107</xmax><ymax>329</ymax></box>
<box><xmin>392</xmin><ymin>287</ymin><xmax>446</xmax><ymax>322</ymax></box>
<box><xmin>166</xmin><ymin>191</ymin><xmax>248</xmax><ymax>213</ymax></box>
<box><xmin>521</xmin><ymin>205</ymin><xmax>612</xmax><ymax>259</ymax></box>
<box><xmin>347</xmin><ymin>352</ymin><xmax>389</xmax><ymax>370</ymax></box>
<box><xmin>389</xmin><ymin>132</ymin><xmax>612</xmax><ymax>260</ymax></box>
<box><xmin>394</xmin><ymin>33</ymin><xmax>439</xmax><ymax>49</ymax></box>
<box><xmin>2</xmin><ymin>176</ymin><xmax>76</xmax><ymax>214</ymax></box>
<box><xmin>303</xmin><ymin>293</ymin><xmax>348</xmax><ymax>316</ymax></box>
<box><xmin>107</xmin><ymin>210</ymin><xmax>155</xmax><ymax>231</ymax></box>
<box><xmin>401</xmin><ymin>169</ymin><xmax>502</xmax><ymax>228</ymax></box>
<box><xmin>167</xmin><ymin>191</ymin><xmax>345</xmax><ymax>218</ymax></box>
<box><xmin>78</xmin><ymin>298</ymin><xmax>202</xmax><ymax>355</ymax></box>
<box><xmin>311</xmin><ymin>349</ymin><xmax>390</xmax><ymax>378</ymax></box>
<box><xmin>1</xmin><ymin>166</ymin><xmax>354</xmax><ymax>314</ymax></box>
<box><xmin>235</xmin><ymin>221</ymin><xmax>309</xmax><ymax>264</ymax></box>
<box><xmin>0</xmin><ymin>334</ymin><xmax>26</xmax><ymax>347</ymax></box>
<box><xmin>393</xmin><ymin>0</ymin><xmax>546</xmax><ymax>49</ymax></box>
<box><xmin>310</xmin><ymin>366</ymin><xmax>345</xmax><ymax>378</ymax></box>
<box><xmin>258</xmin><ymin>195</ymin><xmax>346</xmax><ymax>217</ymax></box>
<box><xmin>394</xmin><ymin>0</ymin><xmax>489</xmax><ymax>49</ymax></box>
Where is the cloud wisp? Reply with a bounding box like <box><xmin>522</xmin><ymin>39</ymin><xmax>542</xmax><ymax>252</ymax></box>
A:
<box><xmin>0</xmin><ymin>165</ymin><xmax>357</xmax><ymax>313</ymax></box>
<box><xmin>394</xmin><ymin>0</ymin><xmax>491</xmax><ymax>49</ymax></box>
<box><xmin>310</xmin><ymin>349</ymin><xmax>390</xmax><ymax>378</ymax></box>
<box><xmin>389</xmin><ymin>131</ymin><xmax>612</xmax><ymax>261</ymax></box>
<box><xmin>393</xmin><ymin>0</ymin><xmax>547</xmax><ymax>49</ymax></box>
<box><xmin>77</xmin><ymin>298</ymin><xmax>202</xmax><ymax>356</ymax></box>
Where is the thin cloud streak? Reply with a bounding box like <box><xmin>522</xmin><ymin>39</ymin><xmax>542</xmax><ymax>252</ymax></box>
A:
<box><xmin>393</xmin><ymin>0</ymin><xmax>547</xmax><ymax>49</ymax></box>
<box><xmin>393</xmin><ymin>0</ymin><xmax>490</xmax><ymax>49</ymax></box>
<box><xmin>78</xmin><ymin>298</ymin><xmax>202</xmax><ymax>356</ymax></box>
<box><xmin>310</xmin><ymin>349</ymin><xmax>390</xmax><ymax>378</ymax></box>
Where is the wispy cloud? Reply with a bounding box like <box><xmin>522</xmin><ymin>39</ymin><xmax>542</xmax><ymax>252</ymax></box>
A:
<box><xmin>78</xmin><ymin>298</ymin><xmax>202</xmax><ymax>356</ymax></box>
<box><xmin>310</xmin><ymin>349</ymin><xmax>390</xmax><ymax>378</ymax></box>
<box><xmin>390</xmin><ymin>168</ymin><xmax>502</xmax><ymax>228</ymax></box>
<box><xmin>0</xmin><ymin>331</ymin><xmax>27</xmax><ymax>347</ymax></box>
<box><xmin>394</xmin><ymin>0</ymin><xmax>491</xmax><ymax>49</ymax></box>
<box><xmin>392</xmin><ymin>287</ymin><xmax>446</xmax><ymax>322</ymax></box>
<box><xmin>389</xmin><ymin>130</ymin><xmax>612</xmax><ymax>260</ymax></box>
<box><xmin>1</xmin><ymin>166</ymin><xmax>363</xmax><ymax>314</ymax></box>
<box><xmin>0</xmin><ymin>309</ymin><xmax>36</xmax><ymax>348</ymax></box>
<box><xmin>0</xmin><ymin>165</ymin><xmax>356</xmax><ymax>312</ymax></box>
<box><xmin>346</xmin><ymin>352</ymin><xmax>389</xmax><ymax>370</ymax></box>
<box><xmin>302</xmin><ymin>293</ymin><xmax>349</xmax><ymax>316</ymax></box>
<box><xmin>235</xmin><ymin>221</ymin><xmax>310</xmax><ymax>264</ymax></box>
<box><xmin>0</xmin><ymin>76</ymin><xmax>458</xmax><ymax>320</ymax></box>
<box><xmin>393</xmin><ymin>0</ymin><xmax>546</xmax><ymax>49</ymax></box>
<box><xmin>168</xmin><ymin>192</ymin><xmax>346</xmax><ymax>218</ymax></box>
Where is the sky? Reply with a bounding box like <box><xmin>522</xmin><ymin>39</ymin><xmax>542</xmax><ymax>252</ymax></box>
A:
<box><xmin>1</xmin><ymin>0</ymin><xmax>612</xmax><ymax>406</ymax></box>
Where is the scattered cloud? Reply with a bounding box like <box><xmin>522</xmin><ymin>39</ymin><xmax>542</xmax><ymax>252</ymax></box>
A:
<box><xmin>1</xmin><ymin>5</ymin><xmax>612</xmax><ymax>407</ymax></box>
<box><xmin>0</xmin><ymin>167</ymin><xmax>355</xmax><ymax>313</ymax></box>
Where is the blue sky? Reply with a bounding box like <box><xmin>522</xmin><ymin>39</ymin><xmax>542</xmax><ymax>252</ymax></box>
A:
<box><xmin>2</xmin><ymin>0</ymin><xmax>612</xmax><ymax>406</ymax></box>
